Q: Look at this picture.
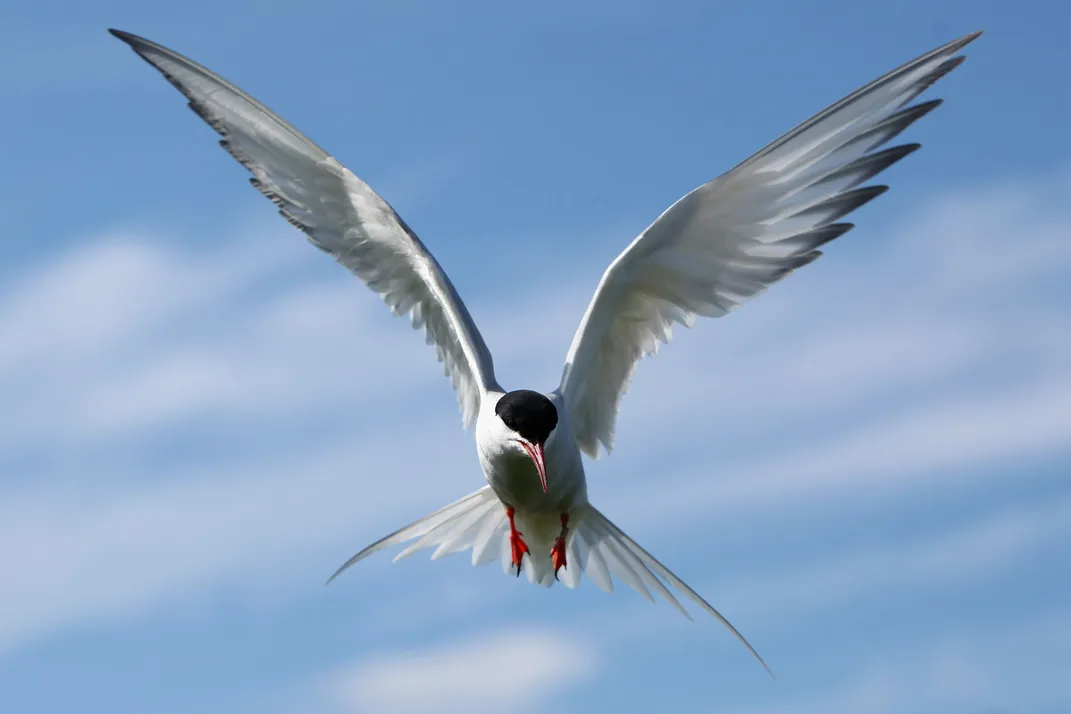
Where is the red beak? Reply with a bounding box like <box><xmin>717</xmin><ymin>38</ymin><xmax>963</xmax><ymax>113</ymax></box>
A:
<box><xmin>518</xmin><ymin>441</ymin><xmax>548</xmax><ymax>493</ymax></box>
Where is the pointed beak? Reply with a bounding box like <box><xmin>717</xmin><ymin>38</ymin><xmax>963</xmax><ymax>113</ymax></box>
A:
<box><xmin>518</xmin><ymin>441</ymin><xmax>548</xmax><ymax>493</ymax></box>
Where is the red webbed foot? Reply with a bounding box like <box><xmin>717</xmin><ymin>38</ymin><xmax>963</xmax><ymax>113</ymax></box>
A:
<box><xmin>506</xmin><ymin>507</ymin><xmax>529</xmax><ymax>577</ymax></box>
<box><xmin>552</xmin><ymin>513</ymin><xmax>569</xmax><ymax>580</ymax></box>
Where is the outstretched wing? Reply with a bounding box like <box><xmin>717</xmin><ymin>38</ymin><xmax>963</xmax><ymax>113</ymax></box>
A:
<box><xmin>111</xmin><ymin>29</ymin><xmax>501</xmax><ymax>427</ymax></box>
<box><xmin>559</xmin><ymin>31</ymin><xmax>982</xmax><ymax>458</ymax></box>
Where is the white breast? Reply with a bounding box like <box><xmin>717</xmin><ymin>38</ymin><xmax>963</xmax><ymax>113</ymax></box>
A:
<box><xmin>475</xmin><ymin>391</ymin><xmax>588</xmax><ymax>513</ymax></box>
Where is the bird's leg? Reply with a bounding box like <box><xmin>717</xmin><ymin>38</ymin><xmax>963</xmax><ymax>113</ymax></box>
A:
<box><xmin>506</xmin><ymin>506</ymin><xmax>529</xmax><ymax>577</ymax></box>
<box><xmin>551</xmin><ymin>513</ymin><xmax>569</xmax><ymax>580</ymax></box>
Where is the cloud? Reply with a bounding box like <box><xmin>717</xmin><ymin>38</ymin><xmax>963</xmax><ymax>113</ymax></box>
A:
<box><xmin>616</xmin><ymin>372</ymin><xmax>1071</xmax><ymax>531</ymax></box>
<box><xmin>0</xmin><ymin>227</ymin><xmax>299</xmax><ymax>451</ymax></box>
<box><xmin>0</xmin><ymin>439</ymin><xmax>425</xmax><ymax>654</ymax></box>
<box><xmin>323</xmin><ymin>627</ymin><xmax>596</xmax><ymax>714</ymax></box>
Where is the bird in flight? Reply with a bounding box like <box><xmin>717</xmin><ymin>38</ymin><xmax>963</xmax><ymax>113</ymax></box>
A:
<box><xmin>111</xmin><ymin>28</ymin><xmax>981</xmax><ymax>675</ymax></box>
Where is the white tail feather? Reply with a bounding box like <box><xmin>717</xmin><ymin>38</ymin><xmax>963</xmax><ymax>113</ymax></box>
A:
<box><xmin>325</xmin><ymin>487</ymin><xmax>502</xmax><ymax>583</ymax></box>
<box><xmin>581</xmin><ymin>506</ymin><xmax>773</xmax><ymax>677</ymax></box>
<box><xmin>326</xmin><ymin>488</ymin><xmax>771</xmax><ymax>676</ymax></box>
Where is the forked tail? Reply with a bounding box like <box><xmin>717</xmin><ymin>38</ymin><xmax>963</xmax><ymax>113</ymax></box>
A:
<box><xmin>326</xmin><ymin>486</ymin><xmax>772</xmax><ymax>676</ymax></box>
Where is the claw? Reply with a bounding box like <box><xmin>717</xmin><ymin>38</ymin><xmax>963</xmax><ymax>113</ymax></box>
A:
<box><xmin>552</xmin><ymin>513</ymin><xmax>569</xmax><ymax>580</ymax></box>
<box><xmin>506</xmin><ymin>507</ymin><xmax>529</xmax><ymax>577</ymax></box>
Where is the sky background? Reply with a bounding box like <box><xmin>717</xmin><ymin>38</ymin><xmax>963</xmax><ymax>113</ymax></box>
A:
<box><xmin>2</xmin><ymin>1</ymin><xmax>1070</xmax><ymax>713</ymax></box>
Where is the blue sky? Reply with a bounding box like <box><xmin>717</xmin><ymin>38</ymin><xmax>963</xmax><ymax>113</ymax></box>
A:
<box><xmin>2</xmin><ymin>1</ymin><xmax>1069</xmax><ymax>713</ymax></box>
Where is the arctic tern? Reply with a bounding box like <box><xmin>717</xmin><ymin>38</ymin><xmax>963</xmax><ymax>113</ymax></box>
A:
<box><xmin>111</xmin><ymin>28</ymin><xmax>982</xmax><ymax>674</ymax></box>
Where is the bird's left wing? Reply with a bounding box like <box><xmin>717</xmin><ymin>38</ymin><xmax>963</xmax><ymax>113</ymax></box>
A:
<box><xmin>559</xmin><ymin>31</ymin><xmax>981</xmax><ymax>458</ymax></box>
<box><xmin>110</xmin><ymin>30</ymin><xmax>501</xmax><ymax>428</ymax></box>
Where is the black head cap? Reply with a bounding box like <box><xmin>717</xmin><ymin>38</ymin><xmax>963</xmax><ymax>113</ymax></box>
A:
<box><xmin>495</xmin><ymin>390</ymin><xmax>558</xmax><ymax>445</ymax></box>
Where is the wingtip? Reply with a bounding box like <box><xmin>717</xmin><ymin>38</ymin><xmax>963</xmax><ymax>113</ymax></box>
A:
<box><xmin>324</xmin><ymin>561</ymin><xmax>351</xmax><ymax>586</ymax></box>
<box><xmin>108</xmin><ymin>28</ymin><xmax>146</xmax><ymax>51</ymax></box>
<box><xmin>952</xmin><ymin>30</ymin><xmax>985</xmax><ymax>53</ymax></box>
<box><xmin>749</xmin><ymin>643</ymin><xmax>776</xmax><ymax>680</ymax></box>
<box><xmin>742</xmin><ymin>640</ymin><xmax>776</xmax><ymax>680</ymax></box>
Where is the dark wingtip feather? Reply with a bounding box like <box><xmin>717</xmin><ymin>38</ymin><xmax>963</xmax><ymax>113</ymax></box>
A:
<box><xmin>811</xmin><ymin>224</ymin><xmax>853</xmax><ymax>251</ymax></box>
<box><xmin>809</xmin><ymin>143</ymin><xmax>921</xmax><ymax>194</ymax></box>
<box><xmin>852</xmin><ymin>142</ymin><xmax>922</xmax><ymax>180</ymax></box>
<box><xmin>927</xmin><ymin>30</ymin><xmax>983</xmax><ymax>84</ymax></box>
<box><xmin>789</xmin><ymin>250</ymin><xmax>823</xmax><ymax>271</ymax></box>
<box><xmin>849</xmin><ymin>184</ymin><xmax>890</xmax><ymax>209</ymax></box>
<box><xmin>781</xmin><ymin>222</ymin><xmax>855</xmax><ymax>252</ymax></box>
<box><xmin>108</xmin><ymin>28</ymin><xmax>142</xmax><ymax>46</ymax></box>
<box><xmin>941</xmin><ymin>30</ymin><xmax>984</xmax><ymax>57</ymax></box>
<box><xmin>918</xmin><ymin>55</ymin><xmax>968</xmax><ymax>93</ymax></box>
<box><xmin>874</xmin><ymin>142</ymin><xmax>922</xmax><ymax>162</ymax></box>
<box><xmin>855</xmin><ymin>99</ymin><xmax>942</xmax><ymax>154</ymax></box>
<box><xmin>901</xmin><ymin>98</ymin><xmax>944</xmax><ymax>120</ymax></box>
<box><xmin>793</xmin><ymin>185</ymin><xmax>889</xmax><ymax>225</ymax></box>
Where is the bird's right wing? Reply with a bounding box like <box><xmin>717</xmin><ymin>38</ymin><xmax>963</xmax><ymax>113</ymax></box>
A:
<box><xmin>559</xmin><ymin>31</ymin><xmax>981</xmax><ymax>458</ymax></box>
<box><xmin>110</xmin><ymin>29</ymin><xmax>501</xmax><ymax>428</ymax></box>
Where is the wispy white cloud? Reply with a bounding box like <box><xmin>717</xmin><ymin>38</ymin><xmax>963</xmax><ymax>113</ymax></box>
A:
<box><xmin>0</xmin><ymin>227</ymin><xmax>298</xmax><ymax>449</ymax></box>
<box><xmin>323</xmin><ymin>627</ymin><xmax>596</xmax><ymax>714</ymax></box>
<box><xmin>616</xmin><ymin>371</ymin><xmax>1071</xmax><ymax>530</ymax></box>
<box><xmin>0</xmin><ymin>415</ymin><xmax>485</xmax><ymax>655</ymax></box>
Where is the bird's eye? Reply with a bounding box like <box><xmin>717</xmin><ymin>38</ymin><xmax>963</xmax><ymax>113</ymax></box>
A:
<box><xmin>505</xmin><ymin>418</ymin><xmax>517</xmax><ymax>430</ymax></box>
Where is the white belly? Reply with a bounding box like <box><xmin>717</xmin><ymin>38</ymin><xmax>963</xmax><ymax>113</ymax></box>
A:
<box><xmin>485</xmin><ymin>439</ymin><xmax>584</xmax><ymax>512</ymax></box>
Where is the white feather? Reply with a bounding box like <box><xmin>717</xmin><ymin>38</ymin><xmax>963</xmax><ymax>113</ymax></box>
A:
<box><xmin>110</xmin><ymin>30</ymin><xmax>501</xmax><ymax>429</ymax></box>
<box><xmin>578</xmin><ymin>506</ymin><xmax>772</xmax><ymax>676</ymax></box>
<box><xmin>327</xmin><ymin>490</ymin><xmax>773</xmax><ymax>675</ymax></box>
<box><xmin>559</xmin><ymin>31</ymin><xmax>982</xmax><ymax>458</ymax></box>
<box><xmin>324</xmin><ymin>487</ymin><xmax>501</xmax><ymax>583</ymax></box>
